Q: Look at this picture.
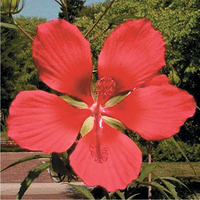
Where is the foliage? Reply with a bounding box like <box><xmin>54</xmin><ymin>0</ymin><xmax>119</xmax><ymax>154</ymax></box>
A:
<box><xmin>58</xmin><ymin>0</ymin><xmax>85</xmax><ymax>22</ymax></box>
<box><xmin>151</xmin><ymin>138</ymin><xmax>200</xmax><ymax>162</ymax></box>
<box><xmin>1</xmin><ymin>15</ymin><xmax>47</xmax><ymax>138</ymax></box>
<box><xmin>16</xmin><ymin>162</ymin><xmax>51</xmax><ymax>199</ymax></box>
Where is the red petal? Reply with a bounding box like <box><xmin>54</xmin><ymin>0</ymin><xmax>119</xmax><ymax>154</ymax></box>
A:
<box><xmin>70</xmin><ymin>121</ymin><xmax>142</xmax><ymax>191</ymax></box>
<box><xmin>144</xmin><ymin>74</ymin><xmax>170</xmax><ymax>86</ymax></box>
<box><xmin>7</xmin><ymin>91</ymin><xmax>91</xmax><ymax>153</ymax></box>
<box><xmin>105</xmin><ymin>85</ymin><xmax>196</xmax><ymax>141</ymax></box>
<box><xmin>32</xmin><ymin>19</ymin><xmax>93</xmax><ymax>105</ymax></box>
<box><xmin>98</xmin><ymin>19</ymin><xmax>166</xmax><ymax>95</ymax></box>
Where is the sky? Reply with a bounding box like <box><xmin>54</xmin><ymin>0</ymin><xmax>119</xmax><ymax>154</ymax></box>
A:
<box><xmin>15</xmin><ymin>0</ymin><xmax>105</xmax><ymax>20</ymax></box>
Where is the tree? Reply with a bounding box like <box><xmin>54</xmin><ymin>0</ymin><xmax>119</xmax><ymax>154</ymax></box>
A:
<box><xmin>58</xmin><ymin>0</ymin><xmax>85</xmax><ymax>22</ymax></box>
<box><xmin>1</xmin><ymin>15</ymin><xmax>46</xmax><ymax>137</ymax></box>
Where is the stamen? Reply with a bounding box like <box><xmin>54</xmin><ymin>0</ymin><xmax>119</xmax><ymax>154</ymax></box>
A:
<box><xmin>89</xmin><ymin>114</ymin><xmax>108</xmax><ymax>164</ymax></box>
<box><xmin>95</xmin><ymin>77</ymin><xmax>116</xmax><ymax>102</ymax></box>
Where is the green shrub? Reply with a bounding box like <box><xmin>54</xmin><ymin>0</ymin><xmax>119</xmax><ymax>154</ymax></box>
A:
<box><xmin>151</xmin><ymin>139</ymin><xmax>200</xmax><ymax>162</ymax></box>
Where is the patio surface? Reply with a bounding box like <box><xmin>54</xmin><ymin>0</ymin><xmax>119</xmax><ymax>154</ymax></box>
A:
<box><xmin>0</xmin><ymin>152</ymin><xmax>85</xmax><ymax>199</ymax></box>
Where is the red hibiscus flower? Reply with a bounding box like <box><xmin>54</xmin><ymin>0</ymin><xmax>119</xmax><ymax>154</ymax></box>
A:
<box><xmin>7</xmin><ymin>19</ymin><xmax>196</xmax><ymax>191</ymax></box>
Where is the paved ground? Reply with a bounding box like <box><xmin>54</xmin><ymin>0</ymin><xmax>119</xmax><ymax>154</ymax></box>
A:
<box><xmin>0</xmin><ymin>152</ymin><xmax>86</xmax><ymax>199</ymax></box>
<box><xmin>1</xmin><ymin>152</ymin><xmax>52</xmax><ymax>183</ymax></box>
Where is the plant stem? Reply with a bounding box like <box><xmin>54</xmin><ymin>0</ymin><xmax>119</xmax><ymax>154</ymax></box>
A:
<box><xmin>11</xmin><ymin>15</ymin><xmax>34</xmax><ymax>41</ymax></box>
<box><xmin>89</xmin><ymin>24</ymin><xmax>112</xmax><ymax>42</ymax></box>
<box><xmin>148</xmin><ymin>143</ymin><xmax>152</xmax><ymax>200</ymax></box>
<box><xmin>63</xmin><ymin>0</ymin><xmax>69</xmax><ymax>21</ymax></box>
<box><xmin>54</xmin><ymin>0</ymin><xmax>63</xmax><ymax>7</ymax></box>
<box><xmin>16</xmin><ymin>23</ymin><xmax>34</xmax><ymax>41</ymax></box>
<box><xmin>84</xmin><ymin>0</ymin><xmax>116</xmax><ymax>39</ymax></box>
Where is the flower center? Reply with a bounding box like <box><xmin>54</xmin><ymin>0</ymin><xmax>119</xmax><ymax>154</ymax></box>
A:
<box><xmin>95</xmin><ymin>77</ymin><xmax>116</xmax><ymax>104</ymax></box>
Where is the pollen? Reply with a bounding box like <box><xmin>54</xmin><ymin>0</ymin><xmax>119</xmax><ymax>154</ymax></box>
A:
<box><xmin>95</xmin><ymin>77</ymin><xmax>116</xmax><ymax>100</ymax></box>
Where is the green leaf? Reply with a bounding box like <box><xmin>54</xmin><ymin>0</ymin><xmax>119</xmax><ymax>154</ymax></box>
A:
<box><xmin>127</xmin><ymin>193</ymin><xmax>140</xmax><ymax>199</ymax></box>
<box><xmin>0</xmin><ymin>22</ymin><xmax>17</xmax><ymax>29</ymax></box>
<box><xmin>139</xmin><ymin>181</ymin><xmax>171</xmax><ymax>198</ymax></box>
<box><xmin>1</xmin><ymin>154</ymin><xmax>51</xmax><ymax>172</ymax></box>
<box><xmin>0</xmin><ymin>22</ymin><xmax>34</xmax><ymax>34</ymax></box>
<box><xmin>137</xmin><ymin>163</ymin><xmax>157</xmax><ymax>182</ymax></box>
<box><xmin>170</xmin><ymin>137</ymin><xmax>197</xmax><ymax>177</ymax></box>
<box><xmin>104</xmin><ymin>91</ymin><xmax>130</xmax><ymax>107</ymax></box>
<box><xmin>116</xmin><ymin>190</ymin><xmax>125</xmax><ymax>199</ymax></box>
<box><xmin>61</xmin><ymin>95</ymin><xmax>88</xmax><ymax>109</ymax></box>
<box><xmin>103</xmin><ymin>116</ymin><xmax>126</xmax><ymax>132</ymax></box>
<box><xmin>146</xmin><ymin>181</ymin><xmax>171</xmax><ymax>199</ymax></box>
<box><xmin>16</xmin><ymin>162</ymin><xmax>51</xmax><ymax>200</ymax></box>
<box><xmin>101</xmin><ymin>192</ymin><xmax>115</xmax><ymax>199</ymax></box>
<box><xmin>68</xmin><ymin>184</ymin><xmax>95</xmax><ymax>199</ymax></box>
<box><xmin>109</xmin><ymin>14</ymin><xmax>142</xmax><ymax>25</ymax></box>
<box><xmin>80</xmin><ymin>116</ymin><xmax>94</xmax><ymax>137</ymax></box>
<box><xmin>161</xmin><ymin>180</ymin><xmax>179</xmax><ymax>199</ymax></box>
<box><xmin>160</xmin><ymin>177</ymin><xmax>190</xmax><ymax>191</ymax></box>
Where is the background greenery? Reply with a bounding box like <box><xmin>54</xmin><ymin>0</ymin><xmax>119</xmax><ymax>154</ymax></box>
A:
<box><xmin>1</xmin><ymin>0</ymin><xmax>199</xmax><ymax>162</ymax></box>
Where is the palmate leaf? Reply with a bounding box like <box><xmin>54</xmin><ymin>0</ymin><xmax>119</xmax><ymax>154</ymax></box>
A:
<box><xmin>67</xmin><ymin>183</ymin><xmax>95</xmax><ymax>199</ymax></box>
<box><xmin>16</xmin><ymin>162</ymin><xmax>51</xmax><ymax>200</ymax></box>
<box><xmin>1</xmin><ymin>154</ymin><xmax>51</xmax><ymax>172</ymax></box>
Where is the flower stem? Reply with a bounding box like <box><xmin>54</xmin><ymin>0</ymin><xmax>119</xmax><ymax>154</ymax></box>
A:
<box><xmin>84</xmin><ymin>0</ymin><xmax>116</xmax><ymax>39</ymax></box>
<box><xmin>148</xmin><ymin>142</ymin><xmax>152</xmax><ymax>200</ymax></box>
